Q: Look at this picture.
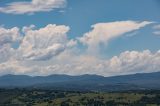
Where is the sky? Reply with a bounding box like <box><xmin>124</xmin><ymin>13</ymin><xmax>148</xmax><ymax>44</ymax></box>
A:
<box><xmin>0</xmin><ymin>0</ymin><xmax>160</xmax><ymax>76</ymax></box>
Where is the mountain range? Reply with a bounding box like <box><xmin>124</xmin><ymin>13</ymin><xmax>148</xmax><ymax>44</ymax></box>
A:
<box><xmin>0</xmin><ymin>72</ymin><xmax>160</xmax><ymax>91</ymax></box>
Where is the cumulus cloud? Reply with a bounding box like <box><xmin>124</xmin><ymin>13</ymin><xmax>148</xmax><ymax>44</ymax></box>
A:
<box><xmin>0</xmin><ymin>49</ymin><xmax>159</xmax><ymax>76</ymax></box>
<box><xmin>42</xmin><ymin>50</ymin><xmax>160</xmax><ymax>76</ymax></box>
<box><xmin>79</xmin><ymin>21</ymin><xmax>152</xmax><ymax>52</ymax></box>
<box><xmin>105</xmin><ymin>50</ymin><xmax>160</xmax><ymax>76</ymax></box>
<box><xmin>0</xmin><ymin>0</ymin><xmax>66</xmax><ymax>14</ymax></box>
<box><xmin>0</xmin><ymin>26</ymin><xmax>21</xmax><ymax>63</ymax></box>
<box><xmin>0</xmin><ymin>24</ymin><xmax>73</xmax><ymax>61</ymax></box>
<box><xmin>0</xmin><ymin>26</ymin><xmax>21</xmax><ymax>45</ymax></box>
<box><xmin>0</xmin><ymin>44</ymin><xmax>15</xmax><ymax>63</ymax></box>
<box><xmin>0</xmin><ymin>59</ymin><xmax>30</xmax><ymax>75</ymax></box>
<box><xmin>80</xmin><ymin>50</ymin><xmax>159</xmax><ymax>76</ymax></box>
<box><xmin>0</xmin><ymin>21</ymin><xmax>159</xmax><ymax>76</ymax></box>
<box><xmin>66</xmin><ymin>39</ymin><xmax>77</xmax><ymax>48</ymax></box>
<box><xmin>0</xmin><ymin>24</ymin><xmax>75</xmax><ymax>75</ymax></box>
<box><xmin>19</xmin><ymin>24</ymin><xmax>70</xmax><ymax>61</ymax></box>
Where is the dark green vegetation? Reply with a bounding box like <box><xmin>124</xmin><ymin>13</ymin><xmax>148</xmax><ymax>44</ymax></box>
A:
<box><xmin>0</xmin><ymin>89</ymin><xmax>160</xmax><ymax>106</ymax></box>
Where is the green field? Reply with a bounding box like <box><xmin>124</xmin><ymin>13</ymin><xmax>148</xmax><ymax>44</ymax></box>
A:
<box><xmin>0</xmin><ymin>89</ymin><xmax>160</xmax><ymax>106</ymax></box>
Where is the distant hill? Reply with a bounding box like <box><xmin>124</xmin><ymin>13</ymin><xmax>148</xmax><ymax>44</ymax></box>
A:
<box><xmin>0</xmin><ymin>72</ymin><xmax>160</xmax><ymax>91</ymax></box>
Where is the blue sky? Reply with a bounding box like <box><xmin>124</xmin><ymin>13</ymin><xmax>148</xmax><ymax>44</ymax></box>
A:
<box><xmin>0</xmin><ymin>0</ymin><xmax>160</xmax><ymax>57</ymax></box>
<box><xmin>0</xmin><ymin>0</ymin><xmax>160</xmax><ymax>76</ymax></box>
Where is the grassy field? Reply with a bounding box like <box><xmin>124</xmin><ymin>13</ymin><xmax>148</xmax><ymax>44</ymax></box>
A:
<box><xmin>0</xmin><ymin>89</ymin><xmax>160</xmax><ymax>106</ymax></box>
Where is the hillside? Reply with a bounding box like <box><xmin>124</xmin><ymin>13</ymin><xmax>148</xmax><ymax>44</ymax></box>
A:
<box><xmin>0</xmin><ymin>72</ymin><xmax>160</xmax><ymax>91</ymax></box>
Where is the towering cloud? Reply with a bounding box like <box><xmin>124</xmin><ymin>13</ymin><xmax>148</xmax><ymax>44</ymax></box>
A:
<box><xmin>0</xmin><ymin>27</ymin><xmax>21</xmax><ymax>63</ymax></box>
<box><xmin>79</xmin><ymin>21</ymin><xmax>152</xmax><ymax>52</ymax></box>
<box><xmin>19</xmin><ymin>24</ymin><xmax>70</xmax><ymax>61</ymax></box>
<box><xmin>0</xmin><ymin>21</ymin><xmax>159</xmax><ymax>76</ymax></box>
<box><xmin>0</xmin><ymin>0</ymin><xmax>66</xmax><ymax>14</ymax></box>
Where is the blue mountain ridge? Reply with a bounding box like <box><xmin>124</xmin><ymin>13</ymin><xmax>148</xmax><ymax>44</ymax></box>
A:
<box><xmin>0</xmin><ymin>72</ymin><xmax>160</xmax><ymax>91</ymax></box>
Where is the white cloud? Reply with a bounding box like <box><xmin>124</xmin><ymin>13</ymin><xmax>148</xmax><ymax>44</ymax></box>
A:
<box><xmin>79</xmin><ymin>21</ymin><xmax>152</xmax><ymax>52</ymax></box>
<box><xmin>66</xmin><ymin>39</ymin><xmax>77</xmax><ymax>48</ymax></box>
<box><xmin>0</xmin><ymin>0</ymin><xmax>66</xmax><ymax>14</ymax></box>
<box><xmin>153</xmin><ymin>31</ymin><xmax>160</xmax><ymax>35</ymax></box>
<box><xmin>0</xmin><ymin>26</ymin><xmax>21</xmax><ymax>45</ymax></box>
<box><xmin>22</xmin><ymin>24</ymin><xmax>36</xmax><ymax>33</ymax></box>
<box><xmin>47</xmin><ymin>50</ymin><xmax>160</xmax><ymax>76</ymax></box>
<box><xmin>0</xmin><ymin>26</ymin><xmax>21</xmax><ymax>63</ymax></box>
<box><xmin>125</xmin><ymin>31</ymin><xmax>138</xmax><ymax>37</ymax></box>
<box><xmin>153</xmin><ymin>24</ymin><xmax>160</xmax><ymax>29</ymax></box>
<box><xmin>0</xmin><ymin>59</ymin><xmax>28</xmax><ymax>75</ymax></box>
<box><xmin>19</xmin><ymin>24</ymin><xmax>70</xmax><ymax>61</ymax></box>
<box><xmin>153</xmin><ymin>24</ymin><xmax>160</xmax><ymax>35</ymax></box>
<box><xmin>0</xmin><ymin>21</ymin><xmax>159</xmax><ymax>77</ymax></box>
<box><xmin>1</xmin><ymin>49</ymin><xmax>159</xmax><ymax>76</ymax></box>
<box><xmin>106</xmin><ymin>50</ymin><xmax>160</xmax><ymax>76</ymax></box>
<box><xmin>0</xmin><ymin>24</ymin><xmax>74</xmax><ymax>61</ymax></box>
<box><xmin>0</xmin><ymin>44</ymin><xmax>15</xmax><ymax>63</ymax></box>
